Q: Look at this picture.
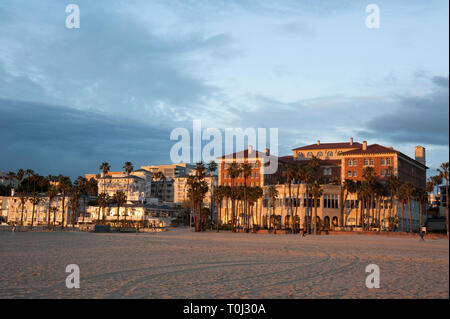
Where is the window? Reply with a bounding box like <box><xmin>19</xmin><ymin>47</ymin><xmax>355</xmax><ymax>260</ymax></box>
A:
<box><xmin>364</xmin><ymin>158</ymin><xmax>369</xmax><ymax>166</ymax></box>
<box><xmin>353</xmin><ymin>170</ymin><xmax>357</xmax><ymax>177</ymax></box>
<box><xmin>380</xmin><ymin>158</ymin><xmax>385</xmax><ymax>165</ymax></box>
<box><xmin>347</xmin><ymin>171</ymin><xmax>352</xmax><ymax>177</ymax></box>
<box><xmin>307</xmin><ymin>152</ymin><xmax>313</xmax><ymax>158</ymax></box>
<box><xmin>380</xmin><ymin>170</ymin><xmax>385</xmax><ymax>176</ymax></box>
<box><xmin>327</xmin><ymin>151</ymin><xmax>333</xmax><ymax>158</ymax></box>
<box><xmin>386</xmin><ymin>169</ymin><xmax>391</xmax><ymax>176</ymax></box>
<box><xmin>386</xmin><ymin>158</ymin><xmax>391</xmax><ymax>165</ymax></box>
<box><xmin>353</xmin><ymin>159</ymin><xmax>357</xmax><ymax>166</ymax></box>
<box><xmin>369</xmin><ymin>158</ymin><xmax>374</xmax><ymax>165</ymax></box>
<box><xmin>347</xmin><ymin>159</ymin><xmax>352</xmax><ymax>166</ymax></box>
<box><xmin>297</xmin><ymin>153</ymin><xmax>305</xmax><ymax>159</ymax></box>
<box><xmin>317</xmin><ymin>152</ymin><xmax>323</xmax><ymax>158</ymax></box>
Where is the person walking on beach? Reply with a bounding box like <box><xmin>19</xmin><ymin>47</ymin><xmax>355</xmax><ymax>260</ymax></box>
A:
<box><xmin>419</xmin><ymin>231</ymin><xmax>424</xmax><ymax>241</ymax></box>
<box><xmin>301</xmin><ymin>229</ymin><xmax>305</xmax><ymax>237</ymax></box>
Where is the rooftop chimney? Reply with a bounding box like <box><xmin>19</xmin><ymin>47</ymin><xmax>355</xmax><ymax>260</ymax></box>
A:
<box><xmin>248</xmin><ymin>145</ymin><xmax>253</xmax><ymax>154</ymax></box>
<box><xmin>265</xmin><ymin>148</ymin><xmax>270</xmax><ymax>156</ymax></box>
<box><xmin>350</xmin><ymin>137</ymin><xmax>353</xmax><ymax>145</ymax></box>
<box><xmin>317</xmin><ymin>140</ymin><xmax>320</xmax><ymax>145</ymax></box>
<box><xmin>362</xmin><ymin>141</ymin><xmax>367</xmax><ymax>151</ymax></box>
<box><xmin>415</xmin><ymin>146</ymin><xmax>426</xmax><ymax>166</ymax></box>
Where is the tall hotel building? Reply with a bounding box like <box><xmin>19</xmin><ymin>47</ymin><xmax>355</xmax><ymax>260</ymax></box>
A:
<box><xmin>217</xmin><ymin>138</ymin><xmax>427</xmax><ymax>231</ymax></box>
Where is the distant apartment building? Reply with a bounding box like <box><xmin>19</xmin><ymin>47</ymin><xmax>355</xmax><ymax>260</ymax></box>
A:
<box><xmin>150</xmin><ymin>179</ymin><xmax>174</xmax><ymax>203</ymax></box>
<box><xmin>4</xmin><ymin>195</ymin><xmax>80</xmax><ymax>226</ymax></box>
<box><xmin>85</xmin><ymin>169</ymin><xmax>152</xmax><ymax>202</ymax></box>
<box><xmin>140</xmin><ymin>163</ymin><xmax>195</xmax><ymax>179</ymax></box>
<box><xmin>173</xmin><ymin>175</ymin><xmax>217</xmax><ymax>205</ymax></box>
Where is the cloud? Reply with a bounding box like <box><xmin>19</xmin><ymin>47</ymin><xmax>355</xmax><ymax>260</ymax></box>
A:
<box><xmin>359</xmin><ymin>76</ymin><xmax>449</xmax><ymax>146</ymax></box>
<box><xmin>0</xmin><ymin>98</ymin><xmax>173</xmax><ymax>178</ymax></box>
<box><xmin>0</xmin><ymin>1</ymin><xmax>236</xmax><ymax>126</ymax></box>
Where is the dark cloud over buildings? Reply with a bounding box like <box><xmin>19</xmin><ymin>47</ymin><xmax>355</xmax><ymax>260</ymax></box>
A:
<box><xmin>0</xmin><ymin>98</ymin><xmax>171</xmax><ymax>178</ymax></box>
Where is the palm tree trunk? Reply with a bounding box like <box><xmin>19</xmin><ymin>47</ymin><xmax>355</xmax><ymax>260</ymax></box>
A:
<box><xmin>47</xmin><ymin>200</ymin><xmax>51</xmax><ymax>228</ymax></box>
<box><xmin>313</xmin><ymin>199</ymin><xmax>318</xmax><ymax>235</ymax></box>
<box><xmin>401</xmin><ymin>202</ymin><xmax>404</xmax><ymax>232</ymax></box>
<box><xmin>61</xmin><ymin>195</ymin><xmax>66</xmax><ymax>229</ymax></box>
<box><xmin>409</xmin><ymin>199</ymin><xmax>413</xmax><ymax>233</ymax></box>
<box><xmin>31</xmin><ymin>204</ymin><xmax>35</xmax><ymax>229</ymax></box>
<box><xmin>20</xmin><ymin>203</ymin><xmax>25</xmax><ymax>226</ymax></box>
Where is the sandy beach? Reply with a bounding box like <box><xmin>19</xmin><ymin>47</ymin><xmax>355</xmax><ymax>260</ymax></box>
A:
<box><xmin>0</xmin><ymin>228</ymin><xmax>448</xmax><ymax>299</ymax></box>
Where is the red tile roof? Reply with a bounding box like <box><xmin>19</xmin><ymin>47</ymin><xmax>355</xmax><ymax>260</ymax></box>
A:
<box><xmin>293</xmin><ymin>142</ymin><xmax>362</xmax><ymax>151</ymax></box>
<box><xmin>341</xmin><ymin>144</ymin><xmax>398</xmax><ymax>155</ymax></box>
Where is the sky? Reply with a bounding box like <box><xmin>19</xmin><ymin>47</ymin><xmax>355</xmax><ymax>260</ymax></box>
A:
<box><xmin>0</xmin><ymin>0</ymin><xmax>448</xmax><ymax>179</ymax></box>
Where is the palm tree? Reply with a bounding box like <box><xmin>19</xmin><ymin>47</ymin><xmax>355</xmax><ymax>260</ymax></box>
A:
<box><xmin>207</xmin><ymin>160</ymin><xmax>217</xmax><ymax>226</ymax></box>
<box><xmin>356</xmin><ymin>181</ymin><xmax>368</xmax><ymax>230</ymax></box>
<box><xmin>152</xmin><ymin>171</ymin><xmax>166</xmax><ymax>202</ymax></box>
<box><xmin>387</xmin><ymin>176</ymin><xmax>401</xmax><ymax>231</ymax></box>
<box><xmin>398</xmin><ymin>183</ymin><xmax>409</xmax><ymax>232</ymax></box>
<box><xmin>45</xmin><ymin>186</ymin><xmax>57</xmax><ymax>228</ymax></box>
<box><xmin>267</xmin><ymin>185</ymin><xmax>278</xmax><ymax>231</ymax></box>
<box><xmin>363</xmin><ymin>167</ymin><xmax>377</xmax><ymax>228</ymax></box>
<box><xmin>29</xmin><ymin>192</ymin><xmax>40</xmax><ymax>229</ymax></box>
<box><xmin>24</xmin><ymin>169</ymin><xmax>35</xmax><ymax>193</ymax></box>
<box><xmin>19</xmin><ymin>191</ymin><xmax>27</xmax><ymax>226</ymax></box>
<box><xmin>373</xmin><ymin>181</ymin><xmax>387</xmax><ymax>231</ymax></box>
<box><xmin>282</xmin><ymin>164</ymin><xmax>295</xmax><ymax>231</ymax></box>
<box><xmin>58</xmin><ymin>176</ymin><xmax>72</xmax><ymax>229</ymax></box>
<box><xmin>213</xmin><ymin>186</ymin><xmax>225</xmax><ymax>232</ymax></box>
<box><xmin>401</xmin><ymin>182</ymin><xmax>415</xmax><ymax>233</ymax></box>
<box><xmin>123</xmin><ymin>161</ymin><xmax>134</xmax><ymax>198</ymax></box>
<box><xmin>187</xmin><ymin>163</ymin><xmax>209</xmax><ymax>232</ymax></box>
<box><xmin>7</xmin><ymin>171</ymin><xmax>15</xmax><ymax>192</ymax></box>
<box><xmin>294</xmin><ymin>163</ymin><xmax>307</xmax><ymax>232</ymax></box>
<box><xmin>223</xmin><ymin>185</ymin><xmax>232</xmax><ymax>226</ymax></box>
<box><xmin>341</xmin><ymin>179</ymin><xmax>356</xmax><ymax>227</ymax></box>
<box><xmin>241</xmin><ymin>163</ymin><xmax>252</xmax><ymax>230</ymax></box>
<box><xmin>437</xmin><ymin>162</ymin><xmax>449</xmax><ymax>237</ymax></box>
<box><xmin>97</xmin><ymin>192</ymin><xmax>109</xmax><ymax>224</ymax></box>
<box><xmin>414</xmin><ymin>187</ymin><xmax>427</xmax><ymax>230</ymax></box>
<box><xmin>227</xmin><ymin>162</ymin><xmax>241</xmax><ymax>232</ymax></box>
<box><xmin>310</xmin><ymin>182</ymin><xmax>323</xmax><ymax>235</ymax></box>
<box><xmin>69</xmin><ymin>187</ymin><xmax>81</xmax><ymax>226</ymax></box>
<box><xmin>16</xmin><ymin>169</ymin><xmax>24</xmax><ymax>189</ymax></box>
<box><xmin>74</xmin><ymin>176</ymin><xmax>89</xmax><ymax>224</ymax></box>
<box><xmin>112</xmin><ymin>190</ymin><xmax>127</xmax><ymax>224</ymax></box>
<box><xmin>99</xmin><ymin>162</ymin><xmax>111</xmax><ymax>193</ymax></box>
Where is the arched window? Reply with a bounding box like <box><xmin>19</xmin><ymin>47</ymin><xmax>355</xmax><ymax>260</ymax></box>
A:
<box><xmin>297</xmin><ymin>153</ymin><xmax>305</xmax><ymax>159</ymax></box>
<box><xmin>317</xmin><ymin>152</ymin><xmax>323</xmax><ymax>158</ymax></box>
<box><xmin>307</xmin><ymin>152</ymin><xmax>313</xmax><ymax>158</ymax></box>
<box><xmin>326</xmin><ymin>151</ymin><xmax>333</xmax><ymax>158</ymax></box>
